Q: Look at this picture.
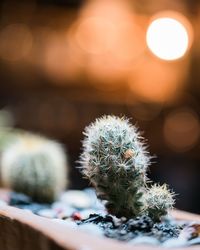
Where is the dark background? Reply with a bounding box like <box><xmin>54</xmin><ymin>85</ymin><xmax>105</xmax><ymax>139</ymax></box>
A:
<box><xmin>0</xmin><ymin>0</ymin><xmax>200</xmax><ymax>213</ymax></box>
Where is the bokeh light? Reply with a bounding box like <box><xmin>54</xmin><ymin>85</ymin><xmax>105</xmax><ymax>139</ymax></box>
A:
<box><xmin>128</xmin><ymin>56</ymin><xmax>189</xmax><ymax>103</ymax></box>
<box><xmin>75</xmin><ymin>16</ymin><xmax>117</xmax><ymax>55</ymax></box>
<box><xmin>164</xmin><ymin>109</ymin><xmax>200</xmax><ymax>152</ymax></box>
<box><xmin>69</xmin><ymin>0</ymin><xmax>146</xmax><ymax>87</ymax></box>
<box><xmin>43</xmin><ymin>34</ymin><xmax>79</xmax><ymax>83</ymax></box>
<box><xmin>146</xmin><ymin>12</ymin><xmax>192</xmax><ymax>60</ymax></box>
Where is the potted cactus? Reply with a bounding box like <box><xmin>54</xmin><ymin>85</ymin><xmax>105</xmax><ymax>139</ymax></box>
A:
<box><xmin>0</xmin><ymin>115</ymin><xmax>200</xmax><ymax>250</ymax></box>
<box><xmin>80</xmin><ymin>115</ymin><xmax>174</xmax><ymax>220</ymax></box>
<box><xmin>74</xmin><ymin>115</ymin><xmax>200</xmax><ymax>247</ymax></box>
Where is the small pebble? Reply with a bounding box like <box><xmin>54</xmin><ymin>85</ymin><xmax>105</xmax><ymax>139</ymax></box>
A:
<box><xmin>60</xmin><ymin>190</ymin><xmax>92</xmax><ymax>209</ymax></box>
<box><xmin>72</xmin><ymin>212</ymin><xmax>82</xmax><ymax>221</ymax></box>
<box><xmin>9</xmin><ymin>192</ymin><xmax>32</xmax><ymax>206</ymax></box>
<box><xmin>52</xmin><ymin>201</ymin><xmax>72</xmax><ymax>211</ymax></box>
<box><xmin>37</xmin><ymin>209</ymin><xmax>56</xmax><ymax>218</ymax></box>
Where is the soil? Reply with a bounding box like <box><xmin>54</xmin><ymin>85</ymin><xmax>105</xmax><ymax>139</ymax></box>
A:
<box><xmin>77</xmin><ymin>213</ymin><xmax>181</xmax><ymax>242</ymax></box>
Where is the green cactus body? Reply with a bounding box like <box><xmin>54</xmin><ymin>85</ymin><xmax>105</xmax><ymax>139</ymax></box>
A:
<box><xmin>80</xmin><ymin>115</ymin><xmax>151</xmax><ymax>218</ymax></box>
<box><xmin>144</xmin><ymin>184</ymin><xmax>175</xmax><ymax>221</ymax></box>
<box><xmin>1</xmin><ymin>134</ymin><xmax>68</xmax><ymax>203</ymax></box>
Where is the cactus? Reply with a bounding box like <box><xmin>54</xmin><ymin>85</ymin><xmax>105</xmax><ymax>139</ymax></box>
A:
<box><xmin>144</xmin><ymin>184</ymin><xmax>175</xmax><ymax>221</ymax></box>
<box><xmin>80</xmin><ymin>115</ymin><xmax>151</xmax><ymax>218</ymax></box>
<box><xmin>1</xmin><ymin>133</ymin><xmax>68</xmax><ymax>203</ymax></box>
<box><xmin>80</xmin><ymin>115</ymin><xmax>175</xmax><ymax>221</ymax></box>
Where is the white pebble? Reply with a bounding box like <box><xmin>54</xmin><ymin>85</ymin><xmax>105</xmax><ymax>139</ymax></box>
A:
<box><xmin>37</xmin><ymin>209</ymin><xmax>56</xmax><ymax>218</ymax></box>
<box><xmin>60</xmin><ymin>190</ymin><xmax>92</xmax><ymax>209</ymax></box>
<box><xmin>52</xmin><ymin>201</ymin><xmax>71</xmax><ymax>210</ymax></box>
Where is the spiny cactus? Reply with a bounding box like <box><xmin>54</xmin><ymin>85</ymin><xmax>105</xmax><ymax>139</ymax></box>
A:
<box><xmin>80</xmin><ymin>115</ymin><xmax>151</xmax><ymax>218</ymax></box>
<box><xmin>1</xmin><ymin>133</ymin><xmax>68</xmax><ymax>203</ymax></box>
<box><xmin>80</xmin><ymin>115</ymin><xmax>175</xmax><ymax>221</ymax></box>
<box><xmin>144</xmin><ymin>184</ymin><xmax>175</xmax><ymax>221</ymax></box>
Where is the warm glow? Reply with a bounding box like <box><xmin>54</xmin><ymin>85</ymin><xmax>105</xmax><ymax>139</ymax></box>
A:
<box><xmin>68</xmin><ymin>0</ymin><xmax>146</xmax><ymax>86</ymax></box>
<box><xmin>128</xmin><ymin>56</ymin><xmax>189</xmax><ymax>103</ymax></box>
<box><xmin>75</xmin><ymin>17</ymin><xmax>117</xmax><ymax>55</ymax></box>
<box><xmin>146</xmin><ymin>15</ymin><xmax>190</xmax><ymax>60</ymax></box>
<box><xmin>44</xmin><ymin>35</ymin><xmax>78</xmax><ymax>83</ymax></box>
<box><xmin>164</xmin><ymin>109</ymin><xmax>200</xmax><ymax>152</ymax></box>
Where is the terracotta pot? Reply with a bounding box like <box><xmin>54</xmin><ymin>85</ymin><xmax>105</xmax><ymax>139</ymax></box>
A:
<box><xmin>0</xmin><ymin>204</ymin><xmax>199</xmax><ymax>250</ymax></box>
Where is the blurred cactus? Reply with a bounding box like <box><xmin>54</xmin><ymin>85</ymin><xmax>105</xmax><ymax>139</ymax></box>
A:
<box><xmin>80</xmin><ymin>115</ymin><xmax>175</xmax><ymax>220</ymax></box>
<box><xmin>0</xmin><ymin>110</ymin><xmax>16</xmax><ymax>150</ymax></box>
<box><xmin>80</xmin><ymin>115</ymin><xmax>151</xmax><ymax>218</ymax></box>
<box><xmin>1</xmin><ymin>133</ymin><xmax>68</xmax><ymax>203</ymax></box>
<box><xmin>144</xmin><ymin>184</ymin><xmax>175</xmax><ymax>221</ymax></box>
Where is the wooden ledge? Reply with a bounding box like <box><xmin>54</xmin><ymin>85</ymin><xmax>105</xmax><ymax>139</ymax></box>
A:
<box><xmin>0</xmin><ymin>204</ymin><xmax>200</xmax><ymax>250</ymax></box>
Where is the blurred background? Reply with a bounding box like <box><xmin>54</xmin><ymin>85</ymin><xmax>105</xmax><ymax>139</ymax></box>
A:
<box><xmin>0</xmin><ymin>0</ymin><xmax>199</xmax><ymax>213</ymax></box>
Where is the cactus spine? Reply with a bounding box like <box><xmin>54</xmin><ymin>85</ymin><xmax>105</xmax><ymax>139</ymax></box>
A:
<box><xmin>80</xmin><ymin>115</ymin><xmax>175</xmax><ymax>221</ymax></box>
<box><xmin>1</xmin><ymin>133</ymin><xmax>68</xmax><ymax>203</ymax></box>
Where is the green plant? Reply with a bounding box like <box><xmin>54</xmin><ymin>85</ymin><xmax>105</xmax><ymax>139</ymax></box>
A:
<box><xmin>80</xmin><ymin>115</ymin><xmax>151</xmax><ymax>218</ymax></box>
<box><xmin>1</xmin><ymin>133</ymin><xmax>68</xmax><ymax>203</ymax></box>
<box><xmin>144</xmin><ymin>184</ymin><xmax>175</xmax><ymax>221</ymax></box>
<box><xmin>80</xmin><ymin>115</ymin><xmax>175</xmax><ymax>220</ymax></box>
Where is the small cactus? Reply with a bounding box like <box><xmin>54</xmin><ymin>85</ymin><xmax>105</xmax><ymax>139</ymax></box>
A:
<box><xmin>1</xmin><ymin>133</ymin><xmax>68</xmax><ymax>203</ymax></box>
<box><xmin>144</xmin><ymin>184</ymin><xmax>175</xmax><ymax>221</ymax></box>
<box><xmin>80</xmin><ymin>115</ymin><xmax>175</xmax><ymax>221</ymax></box>
<box><xmin>80</xmin><ymin>115</ymin><xmax>151</xmax><ymax>218</ymax></box>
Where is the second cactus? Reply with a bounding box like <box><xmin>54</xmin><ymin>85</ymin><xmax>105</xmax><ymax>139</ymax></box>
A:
<box><xmin>1</xmin><ymin>133</ymin><xmax>68</xmax><ymax>203</ymax></box>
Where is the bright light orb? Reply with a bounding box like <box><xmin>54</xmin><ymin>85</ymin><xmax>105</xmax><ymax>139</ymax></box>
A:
<box><xmin>146</xmin><ymin>17</ymin><xmax>189</xmax><ymax>60</ymax></box>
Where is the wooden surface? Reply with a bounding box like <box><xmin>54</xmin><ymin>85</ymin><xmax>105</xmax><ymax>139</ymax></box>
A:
<box><xmin>0</xmin><ymin>204</ymin><xmax>200</xmax><ymax>250</ymax></box>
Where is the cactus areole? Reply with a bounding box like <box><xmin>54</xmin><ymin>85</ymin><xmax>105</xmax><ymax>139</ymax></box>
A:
<box><xmin>80</xmin><ymin>115</ymin><xmax>174</xmax><ymax>220</ymax></box>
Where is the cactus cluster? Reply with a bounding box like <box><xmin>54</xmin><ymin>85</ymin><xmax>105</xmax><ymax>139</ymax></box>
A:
<box><xmin>80</xmin><ymin>115</ymin><xmax>175</xmax><ymax>221</ymax></box>
<box><xmin>1</xmin><ymin>133</ymin><xmax>68</xmax><ymax>203</ymax></box>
